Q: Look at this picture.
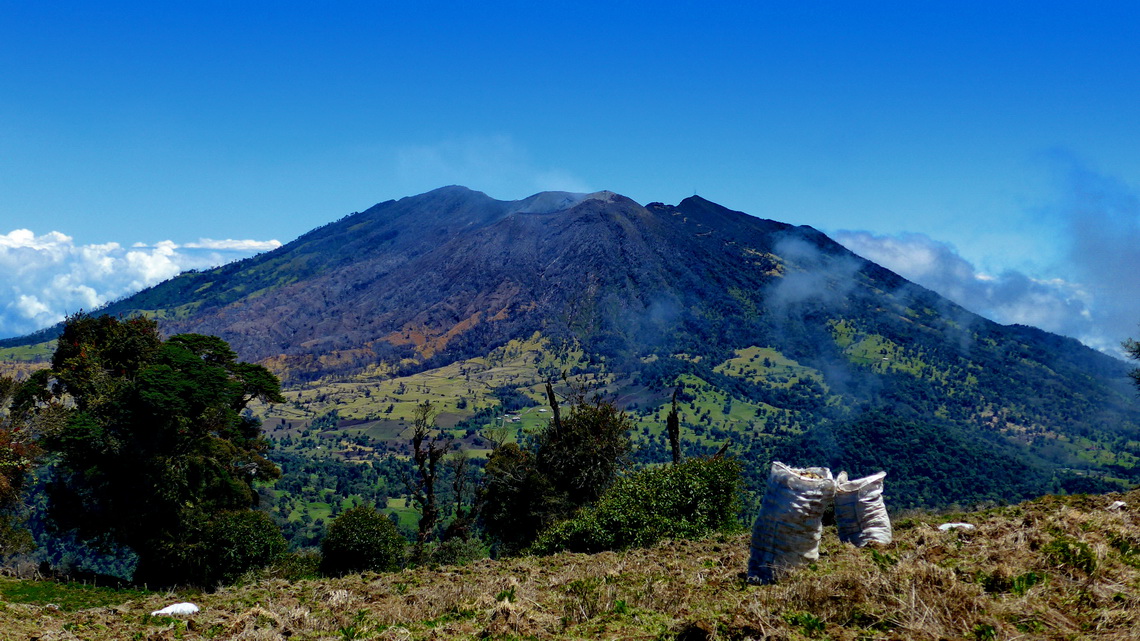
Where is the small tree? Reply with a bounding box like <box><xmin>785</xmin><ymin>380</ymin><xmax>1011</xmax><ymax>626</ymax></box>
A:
<box><xmin>1126</xmin><ymin>335</ymin><xmax>1140</xmax><ymax>391</ymax></box>
<box><xmin>443</xmin><ymin>449</ymin><xmax>476</xmax><ymax>542</ymax></box>
<box><xmin>321</xmin><ymin>504</ymin><xmax>405</xmax><ymax>576</ymax></box>
<box><xmin>667</xmin><ymin>386</ymin><xmax>682</xmax><ymax>465</ymax></box>
<box><xmin>533</xmin><ymin>385</ymin><xmax>632</xmax><ymax>509</ymax></box>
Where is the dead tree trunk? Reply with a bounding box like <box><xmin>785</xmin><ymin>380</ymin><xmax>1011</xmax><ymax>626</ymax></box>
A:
<box><xmin>409</xmin><ymin>401</ymin><xmax>452</xmax><ymax>564</ymax></box>
<box><xmin>668</xmin><ymin>387</ymin><xmax>682</xmax><ymax>465</ymax></box>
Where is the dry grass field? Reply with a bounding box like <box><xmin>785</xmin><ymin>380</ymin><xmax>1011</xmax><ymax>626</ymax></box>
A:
<box><xmin>2</xmin><ymin>489</ymin><xmax>1138</xmax><ymax>640</ymax></box>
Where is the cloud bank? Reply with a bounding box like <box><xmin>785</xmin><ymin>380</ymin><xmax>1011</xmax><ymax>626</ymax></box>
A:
<box><xmin>835</xmin><ymin>158</ymin><xmax>1140</xmax><ymax>357</ymax></box>
<box><xmin>0</xmin><ymin>230</ymin><xmax>280</xmax><ymax>339</ymax></box>
<box><xmin>834</xmin><ymin>230</ymin><xmax>1097</xmax><ymax>341</ymax></box>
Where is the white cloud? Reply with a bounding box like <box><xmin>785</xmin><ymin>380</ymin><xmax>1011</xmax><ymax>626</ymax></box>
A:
<box><xmin>833</xmin><ymin>156</ymin><xmax>1140</xmax><ymax>358</ymax></box>
<box><xmin>184</xmin><ymin>238</ymin><xmax>282</xmax><ymax>251</ymax></box>
<box><xmin>0</xmin><ymin>230</ymin><xmax>280</xmax><ymax>339</ymax></box>
<box><xmin>833</xmin><ymin>230</ymin><xmax>1116</xmax><ymax>354</ymax></box>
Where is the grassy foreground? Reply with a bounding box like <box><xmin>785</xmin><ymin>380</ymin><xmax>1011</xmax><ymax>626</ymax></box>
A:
<box><xmin>2</xmin><ymin>490</ymin><xmax>1138</xmax><ymax>640</ymax></box>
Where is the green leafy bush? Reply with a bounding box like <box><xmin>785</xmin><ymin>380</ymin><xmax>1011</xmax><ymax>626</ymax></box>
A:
<box><xmin>530</xmin><ymin>457</ymin><xmax>743</xmax><ymax>554</ymax></box>
<box><xmin>429</xmin><ymin>537</ymin><xmax>488</xmax><ymax>567</ymax></box>
<box><xmin>267</xmin><ymin>548</ymin><xmax>322</xmax><ymax>581</ymax></box>
<box><xmin>1043</xmin><ymin>536</ymin><xmax>1098</xmax><ymax>575</ymax></box>
<box><xmin>321</xmin><ymin>505</ymin><xmax>406</xmax><ymax>576</ymax></box>
<box><xmin>200</xmin><ymin>510</ymin><xmax>287</xmax><ymax>585</ymax></box>
<box><xmin>138</xmin><ymin>510</ymin><xmax>286</xmax><ymax>587</ymax></box>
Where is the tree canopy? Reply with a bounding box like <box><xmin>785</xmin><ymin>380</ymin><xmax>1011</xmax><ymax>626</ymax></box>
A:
<box><xmin>25</xmin><ymin>314</ymin><xmax>285</xmax><ymax>586</ymax></box>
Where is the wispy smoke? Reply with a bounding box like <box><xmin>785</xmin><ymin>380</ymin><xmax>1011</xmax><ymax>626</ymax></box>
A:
<box><xmin>395</xmin><ymin>135</ymin><xmax>592</xmax><ymax>198</ymax></box>
<box><xmin>768</xmin><ymin>236</ymin><xmax>863</xmax><ymax>309</ymax></box>
<box><xmin>833</xmin><ymin>153</ymin><xmax>1140</xmax><ymax>358</ymax></box>
<box><xmin>0</xmin><ymin>229</ymin><xmax>281</xmax><ymax>339</ymax></box>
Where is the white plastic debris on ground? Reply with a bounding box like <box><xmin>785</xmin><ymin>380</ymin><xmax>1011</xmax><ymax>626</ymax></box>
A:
<box><xmin>151</xmin><ymin>602</ymin><xmax>200</xmax><ymax>616</ymax></box>
<box><xmin>835</xmin><ymin>470</ymin><xmax>892</xmax><ymax>546</ymax></box>
<box><xmin>747</xmin><ymin>462</ymin><xmax>835</xmax><ymax>585</ymax></box>
<box><xmin>938</xmin><ymin>522</ymin><xmax>975</xmax><ymax>532</ymax></box>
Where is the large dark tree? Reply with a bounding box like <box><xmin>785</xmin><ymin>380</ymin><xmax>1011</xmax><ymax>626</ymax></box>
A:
<box><xmin>28</xmin><ymin>314</ymin><xmax>285</xmax><ymax>586</ymax></box>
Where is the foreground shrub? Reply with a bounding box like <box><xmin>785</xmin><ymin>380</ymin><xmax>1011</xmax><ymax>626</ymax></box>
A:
<box><xmin>266</xmin><ymin>548</ymin><xmax>322</xmax><ymax>581</ymax></box>
<box><xmin>321</xmin><ymin>505</ymin><xmax>406</xmax><ymax>576</ymax></box>
<box><xmin>136</xmin><ymin>509</ymin><xmax>287</xmax><ymax>588</ymax></box>
<box><xmin>531</xmin><ymin>457</ymin><xmax>743</xmax><ymax>554</ymax></box>
<box><xmin>200</xmin><ymin>510</ymin><xmax>288</xmax><ymax>585</ymax></box>
<box><xmin>429</xmin><ymin>537</ymin><xmax>489</xmax><ymax>567</ymax></box>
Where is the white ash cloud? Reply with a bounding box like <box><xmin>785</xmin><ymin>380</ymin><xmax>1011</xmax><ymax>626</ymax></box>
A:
<box><xmin>0</xmin><ymin>229</ymin><xmax>280</xmax><ymax>339</ymax></box>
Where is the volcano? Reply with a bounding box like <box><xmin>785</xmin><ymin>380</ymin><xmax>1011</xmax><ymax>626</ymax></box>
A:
<box><xmin>5</xmin><ymin>186</ymin><xmax>1138</xmax><ymax>503</ymax></box>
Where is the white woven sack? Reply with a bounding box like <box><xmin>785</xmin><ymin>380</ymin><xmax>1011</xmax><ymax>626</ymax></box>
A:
<box><xmin>835</xmin><ymin>471</ymin><xmax>892</xmax><ymax>546</ymax></box>
<box><xmin>747</xmin><ymin>462</ymin><xmax>835</xmax><ymax>584</ymax></box>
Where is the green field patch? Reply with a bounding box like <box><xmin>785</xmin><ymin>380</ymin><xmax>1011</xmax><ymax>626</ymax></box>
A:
<box><xmin>305</xmin><ymin>501</ymin><xmax>334</xmax><ymax>522</ymax></box>
<box><xmin>138</xmin><ymin>301</ymin><xmax>203</xmax><ymax>321</ymax></box>
<box><xmin>0</xmin><ymin>577</ymin><xmax>152</xmax><ymax>611</ymax></box>
<box><xmin>258</xmin><ymin>333</ymin><xmax>594</xmax><ymax>433</ymax></box>
<box><xmin>0</xmin><ymin>341</ymin><xmax>55</xmax><ymax>361</ymax></box>
<box><xmin>627</xmin><ymin>373</ymin><xmax>778</xmax><ymax>450</ymax></box>
<box><xmin>384</xmin><ymin>497</ymin><xmax>420</xmax><ymax>532</ymax></box>
<box><xmin>712</xmin><ymin>346</ymin><xmax>824</xmax><ymax>388</ymax></box>
<box><xmin>829</xmin><ymin>319</ymin><xmax>945</xmax><ymax>381</ymax></box>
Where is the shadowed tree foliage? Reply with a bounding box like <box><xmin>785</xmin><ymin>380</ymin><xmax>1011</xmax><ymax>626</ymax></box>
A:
<box><xmin>0</xmin><ymin>376</ymin><xmax>40</xmax><ymax>557</ymax></box>
<box><xmin>533</xmin><ymin>387</ymin><xmax>633</xmax><ymax>509</ymax></box>
<box><xmin>480</xmin><ymin>441</ymin><xmax>557</xmax><ymax>554</ymax></box>
<box><xmin>481</xmin><ymin>384</ymin><xmax>632</xmax><ymax>554</ymax></box>
<box><xmin>320</xmin><ymin>504</ymin><xmax>405</xmax><ymax>576</ymax></box>
<box><xmin>27</xmin><ymin>314</ymin><xmax>285</xmax><ymax>586</ymax></box>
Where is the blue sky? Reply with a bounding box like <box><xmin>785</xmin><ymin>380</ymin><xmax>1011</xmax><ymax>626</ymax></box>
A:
<box><xmin>3</xmin><ymin>2</ymin><xmax>1140</xmax><ymax>354</ymax></box>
